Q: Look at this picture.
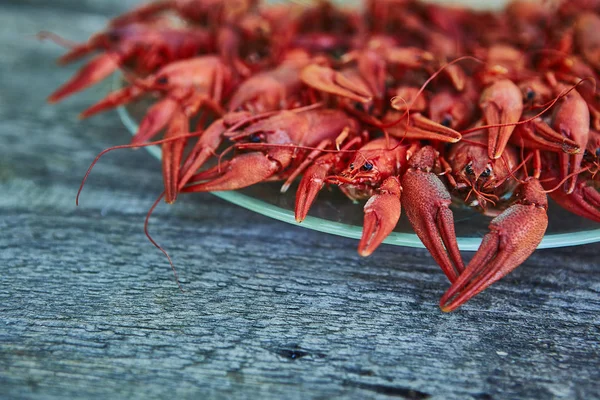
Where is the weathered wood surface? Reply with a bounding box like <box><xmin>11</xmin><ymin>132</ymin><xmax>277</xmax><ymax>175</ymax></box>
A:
<box><xmin>0</xmin><ymin>2</ymin><xmax>599</xmax><ymax>399</ymax></box>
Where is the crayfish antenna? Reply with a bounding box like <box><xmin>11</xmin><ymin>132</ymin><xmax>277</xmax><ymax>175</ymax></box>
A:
<box><xmin>145</xmin><ymin>192</ymin><xmax>184</xmax><ymax>292</ymax></box>
<box><xmin>380</xmin><ymin>55</ymin><xmax>482</xmax><ymax>130</ymax></box>
<box><xmin>76</xmin><ymin>142</ymin><xmax>137</xmax><ymax>206</ymax></box>
<box><xmin>36</xmin><ymin>31</ymin><xmax>90</xmax><ymax>64</ymax></box>
<box><xmin>76</xmin><ymin>131</ymin><xmax>208</xmax><ymax>206</ymax></box>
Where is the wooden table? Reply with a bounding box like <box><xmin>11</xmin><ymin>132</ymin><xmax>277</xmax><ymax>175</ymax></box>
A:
<box><xmin>1</xmin><ymin>2</ymin><xmax>599</xmax><ymax>398</ymax></box>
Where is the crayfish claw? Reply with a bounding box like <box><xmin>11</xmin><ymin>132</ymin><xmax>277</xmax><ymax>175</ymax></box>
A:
<box><xmin>544</xmin><ymin>174</ymin><xmax>600</xmax><ymax>223</ymax></box>
<box><xmin>79</xmin><ymin>85</ymin><xmax>145</xmax><ymax>119</ymax></box>
<box><xmin>358</xmin><ymin>176</ymin><xmax>402</xmax><ymax>257</ymax></box>
<box><xmin>411</xmin><ymin>114</ymin><xmax>462</xmax><ymax>143</ymax></box>
<box><xmin>57</xmin><ymin>42</ymin><xmax>95</xmax><ymax>65</ymax></box>
<box><xmin>294</xmin><ymin>152</ymin><xmax>339</xmax><ymax>222</ymax></box>
<box><xmin>162</xmin><ymin>110</ymin><xmax>190</xmax><ymax>204</ymax></box>
<box><xmin>48</xmin><ymin>53</ymin><xmax>120</xmax><ymax>103</ymax></box>
<box><xmin>440</xmin><ymin>178</ymin><xmax>548</xmax><ymax>312</ymax></box>
<box><xmin>512</xmin><ymin>118</ymin><xmax>581</xmax><ymax>155</ymax></box>
<box><xmin>402</xmin><ymin>146</ymin><xmax>464</xmax><ymax>282</ymax></box>
<box><xmin>183</xmin><ymin>152</ymin><xmax>280</xmax><ymax>193</ymax></box>
<box><xmin>552</xmin><ymin>87</ymin><xmax>590</xmax><ymax>194</ymax></box>
<box><xmin>479</xmin><ymin>79</ymin><xmax>524</xmax><ymax>159</ymax></box>
<box><xmin>178</xmin><ymin>119</ymin><xmax>230</xmax><ymax>190</ymax></box>
<box><xmin>386</xmin><ymin>112</ymin><xmax>462</xmax><ymax>143</ymax></box>
<box><xmin>300</xmin><ymin>64</ymin><xmax>373</xmax><ymax>105</ymax></box>
<box><xmin>132</xmin><ymin>97</ymin><xmax>180</xmax><ymax>144</ymax></box>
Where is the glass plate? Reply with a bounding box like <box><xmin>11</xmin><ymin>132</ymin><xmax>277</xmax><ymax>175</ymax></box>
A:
<box><xmin>117</xmin><ymin>97</ymin><xmax>600</xmax><ymax>251</ymax></box>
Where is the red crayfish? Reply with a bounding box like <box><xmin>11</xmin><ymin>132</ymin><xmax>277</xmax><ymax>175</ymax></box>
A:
<box><xmin>45</xmin><ymin>0</ymin><xmax>600</xmax><ymax>311</ymax></box>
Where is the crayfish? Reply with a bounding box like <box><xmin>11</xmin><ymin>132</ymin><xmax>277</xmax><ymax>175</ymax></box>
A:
<box><xmin>45</xmin><ymin>0</ymin><xmax>600</xmax><ymax>311</ymax></box>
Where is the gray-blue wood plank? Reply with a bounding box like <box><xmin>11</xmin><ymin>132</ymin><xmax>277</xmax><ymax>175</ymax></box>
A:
<box><xmin>0</xmin><ymin>1</ymin><xmax>598</xmax><ymax>399</ymax></box>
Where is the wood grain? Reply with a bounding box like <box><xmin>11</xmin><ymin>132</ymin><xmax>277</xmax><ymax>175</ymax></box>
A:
<box><xmin>0</xmin><ymin>2</ymin><xmax>599</xmax><ymax>399</ymax></box>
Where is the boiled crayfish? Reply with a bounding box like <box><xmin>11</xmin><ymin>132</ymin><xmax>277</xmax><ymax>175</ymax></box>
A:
<box><xmin>46</xmin><ymin>0</ymin><xmax>600</xmax><ymax>311</ymax></box>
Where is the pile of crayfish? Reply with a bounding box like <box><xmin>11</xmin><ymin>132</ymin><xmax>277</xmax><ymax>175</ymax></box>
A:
<box><xmin>44</xmin><ymin>0</ymin><xmax>600</xmax><ymax>311</ymax></box>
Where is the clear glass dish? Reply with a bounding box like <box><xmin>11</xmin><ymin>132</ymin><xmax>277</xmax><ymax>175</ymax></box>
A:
<box><xmin>117</xmin><ymin>98</ymin><xmax>600</xmax><ymax>251</ymax></box>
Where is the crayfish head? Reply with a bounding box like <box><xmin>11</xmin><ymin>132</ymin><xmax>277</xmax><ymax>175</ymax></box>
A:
<box><xmin>453</xmin><ymin>157</ymin><xmax>500</xmax><ymax>209</ymax></box>
<box><xmin>335</xmin><ymin>156</ymin><xmax>381</xmax><ymax>189</ymax></box>
<box><xmin>329</xmin><ymin>157</ymin><xmax>384</xmax><ymax>201</ymax></box>
<box><xmin>447</xmin><ymin>136</ymin><xmax>520</xmax><ymax>212</ymax></box>
<box><xmin>429</xmin><ymin>91</ymin><xmax>473</xmax><ymax>130</ymax></box>
<box><xmin>518</xmin><ymin>77</ymin><xmax>553</xmax><ymax>107</ymax></box>
<box><xmin>337</xmin><ymin>138</ymin><xmax>403</xmax><ymax>184</ymax></box>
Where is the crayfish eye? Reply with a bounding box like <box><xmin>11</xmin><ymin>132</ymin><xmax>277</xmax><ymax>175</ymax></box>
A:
<box><xmin>480</xmin><ymin>167</ymin><xmax>491</xmax><ymax>178</ymax></box>
<box><xmin>361</xmin><ymin>162</ymin><xmax>373</xmax><ymax>171</ymax></box>
<box><xmin>441</xmin><ymin>115</ymin><xmax>452</xmax><ymax>127</ymax></box>
<box><xmin>596</xmin><ymin>148</ymin><xmax>600</xmax><ymax>158</ymax></box>
<box><xmin>525</xmin><ymin>88</ymin><xmax>535</xmax><ymax>101</ymax></box>
<box><xmin>330</xmin><ymin>48</ymin><xmax>346</xmax><ymax>60</ymax></box>
<box><xmin>349</xmin><ymin>163</ymin><xmax>354</xmax><ymax>170</ymax></box>
<box><xmin>249</xmin><ymin>133</ymin><xmax>261</xmax><ymax>143</ymax></box>
<box><xmin>465</xmin><ymin>164</ymin><xmax>474</xmax><ymax>175</ymax></box>
<box><xmin>156</xmin><ymin>76</ymin><xmax>169</xmax><ymax>85</ymax></box>
<box><xmin>107</xmin><ymin>31</ymin><xmax>121</xmax><ymax>42</ymax></box>
<box><xmin>353</xmin><ymin>102</ymin><xmax>365</xmax><ymax>112</ymax></box>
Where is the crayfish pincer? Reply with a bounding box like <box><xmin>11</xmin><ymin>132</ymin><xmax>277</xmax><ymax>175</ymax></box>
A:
<box><xmin>402</xmin><ymin>146</ymin><xmax>465</xmax><ymax>284</ymax></box>
<box><xmin>440</xmin><ymin>177</ymin><xmax>548</xmax><ymax>312</ymax></box>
